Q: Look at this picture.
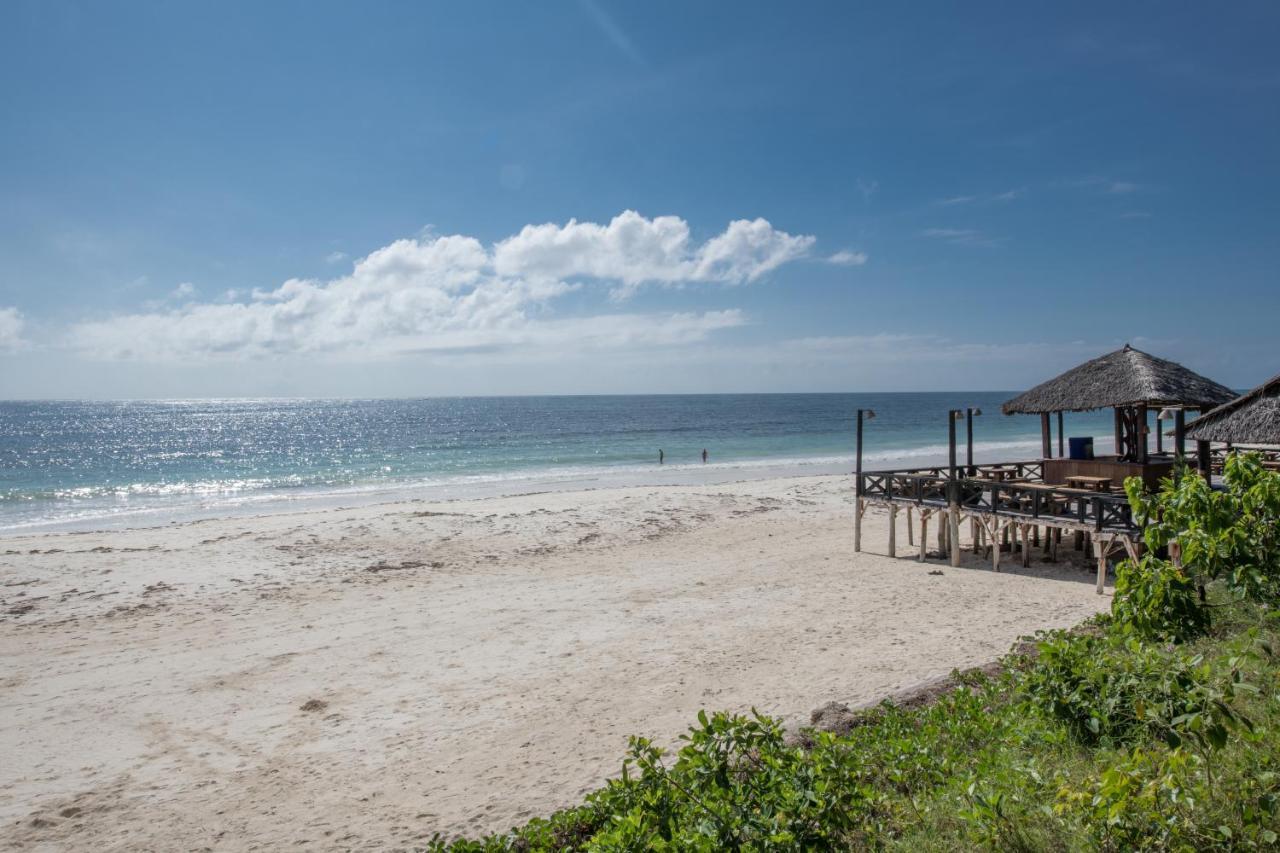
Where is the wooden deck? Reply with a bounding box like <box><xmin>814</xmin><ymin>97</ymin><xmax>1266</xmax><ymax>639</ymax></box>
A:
<box><xmin>854</xmin><ymin>461</ymin><xmax>1143</xmax><ymax>594</ymax></box>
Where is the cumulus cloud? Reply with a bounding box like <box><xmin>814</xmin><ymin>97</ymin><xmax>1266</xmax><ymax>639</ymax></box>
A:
<box><xmin>0</xmin><ymin>307</ymin><xmax>24</xmax><ymax>351</ymax></box>
<box><xmin>826</xmin><ymin>250</ymin><xmax>868</xmax><ymax>266</ymax></box>
<box><xmin>67</xmin><ymin>212</ymin><xmax>804</xmax><ymax>362</ymax></box>
<box><xmin>493</xmin><ymin>210</ymin><xmax>813</xmax><ymax>298</ymax></box>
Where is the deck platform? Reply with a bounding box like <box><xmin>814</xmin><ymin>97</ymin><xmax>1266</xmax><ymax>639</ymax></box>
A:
<box><xmin>854</xmin><ymin>461</ymin><xmax>1143</xmax><ymax>594</ymax></box>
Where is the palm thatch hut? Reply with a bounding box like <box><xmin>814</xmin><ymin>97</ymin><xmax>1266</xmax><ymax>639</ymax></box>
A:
<box><xmin>1184</xmin><ymin>373</ymin><xmax>1280</xmax><ymax>447</ymax></box>
<box><xmin>1002</xmin><ymin>344</ymin><xmax>1236</xmax><ymax>488</ymax></box>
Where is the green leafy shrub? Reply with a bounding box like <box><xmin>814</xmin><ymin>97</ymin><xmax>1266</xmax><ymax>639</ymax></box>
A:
<box><xmin>1127</xmin><ymin>453</ymin><xmax>1280</xmax><ymax>606</ymax></box>
<box><xmin>1020</xmin><ymin>631</ymin><xmax>1244</xmax><ymax>749</ymax></box>
<box><xmin>1113</xmin><ymin>554</ymin><xmax>1211</xmax><ymax>643</ymax></box>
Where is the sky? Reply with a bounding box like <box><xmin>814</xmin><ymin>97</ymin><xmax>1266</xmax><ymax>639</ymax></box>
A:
<box><xmin>1</xmin><ymin>1</ymin><xmax>1278</xmax><ymax>398</ymax></box>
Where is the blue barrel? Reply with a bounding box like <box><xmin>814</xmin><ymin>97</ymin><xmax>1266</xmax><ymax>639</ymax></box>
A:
<box><xmin>1069</xmin><ymin>437</ymin><xmax>1094</xmax><ymax>460</ymax></box>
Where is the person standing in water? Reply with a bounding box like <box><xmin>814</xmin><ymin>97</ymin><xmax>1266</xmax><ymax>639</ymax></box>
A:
<box><xmin>701</xmin><ymin>448</ymin><xmax>708</xmax><ymax>464</ymax></box>
<box><xmin>658</xmin><ymin>449</ymin><xmax>664</xmax><ymax>465</ymax></box>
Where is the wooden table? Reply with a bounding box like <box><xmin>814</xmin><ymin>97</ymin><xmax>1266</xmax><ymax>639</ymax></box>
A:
<box><xmin>1065</xmin><ymin>475</ymin><xmax>1113</xmax><ymax>492</ymax></box>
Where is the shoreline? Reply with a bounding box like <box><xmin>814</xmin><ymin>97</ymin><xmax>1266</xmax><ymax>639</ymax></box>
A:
<box><xmin>1</xmin><ymin>472</ymin><xmax>1109</xmax><ymax>848</ymax></box>
<box><xmin>1</xmin><ymin>435</ymin><xmax>1078</xmax><ymax>537</ymax></box>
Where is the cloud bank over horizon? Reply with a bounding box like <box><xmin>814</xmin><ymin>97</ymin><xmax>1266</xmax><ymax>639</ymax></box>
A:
<box><xmin>62</xmin><ymin>212</ymin><xmax>816</xmax><ymax>363</ymax></box>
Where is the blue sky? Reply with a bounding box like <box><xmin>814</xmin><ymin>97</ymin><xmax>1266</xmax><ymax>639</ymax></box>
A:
<box><xmin>1</xmin><ymin>1</ymin><xmax>1277</xmax><ymax>398</ymax></box>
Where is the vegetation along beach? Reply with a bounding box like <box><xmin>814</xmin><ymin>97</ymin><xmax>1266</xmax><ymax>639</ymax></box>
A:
<box><xmin>4</xmin><ymin>2</ymin><xmax>1280</xmax><ymax>850</ymax></box>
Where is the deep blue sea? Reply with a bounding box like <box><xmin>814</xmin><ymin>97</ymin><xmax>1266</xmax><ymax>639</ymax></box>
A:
<box><xmin>0</xmin><ymin>394</ymin><xmax>1118</xmax><ymax>533</ymax></box>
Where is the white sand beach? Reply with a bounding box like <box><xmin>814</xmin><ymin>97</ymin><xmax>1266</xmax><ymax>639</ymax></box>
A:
<box><xmin>1</xmin><ymin>474</ymin><xmax>1108</xmax><ymax>850</ymax></box>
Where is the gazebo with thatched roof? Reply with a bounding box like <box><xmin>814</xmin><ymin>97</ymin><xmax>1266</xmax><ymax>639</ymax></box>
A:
<box><xmin>1002</xmin><ymin>344</ymin><xmax>1236</xmax><ymax>488</ymax></box>
<box><xmin>1184</xmin><ymin>373</ymin><xmax>1280</xmax><ymax>448</ymax></box>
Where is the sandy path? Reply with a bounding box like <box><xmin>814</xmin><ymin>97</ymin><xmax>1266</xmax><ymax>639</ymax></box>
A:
<box><xmin>0</xmin><ymin>475</ymin><xmax>1108</xmax><ymax>850</ymax></box>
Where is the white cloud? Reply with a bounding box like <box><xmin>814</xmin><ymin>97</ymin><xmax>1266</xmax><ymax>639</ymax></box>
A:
<box><xmin>936</xmin><ymin>188</ymin><xmax>1023</xmax><ymax>206</ymax></box>
<box><xmin>171</xmin><ymin>282</ymin><xmax>197</xmax><ymax>300</ymax></box>
<box><xmin>0</xmin><ymin>307</ymin><xmax>24</xmax><ymax>351</ymax></box>
<box><xmin>324</xmin><ymin>251</ymin><xmax>348</xmax><ymax>264</ymax></box>
<box><xmin>827</xmin><ymin>250</ymin><xmax>868</xmax><ymax>266</ymax></box>
<box><xmin>67</xmin><ymin>212</ymin><xmax>805</xmax><ymax>362</ymax></box>
<box><xmin>921</xmin><ymin>228</ymin><xmax>1004</xmax><ymax>247</ymax></box>
<box><xmin>493</xmin><ymin>210</ymin><xmax>813</xmax><ymax>297</ymax></box>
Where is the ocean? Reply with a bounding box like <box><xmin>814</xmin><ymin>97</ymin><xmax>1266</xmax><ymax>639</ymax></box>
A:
<box><xmin>0</xmin><ymin>394</ymin><xmax>1118</xmax><ymax>533</ymax></box>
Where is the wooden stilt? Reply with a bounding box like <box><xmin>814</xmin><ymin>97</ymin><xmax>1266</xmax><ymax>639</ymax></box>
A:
<box><xmin>854</xmin><ymin>498</ymin><xmax>864</xmax><ymax>553</ymax></box>
<box><xmin>1021</xmin><ymin>524</ymin><xmax>1031</xmax><ymax>568</ymax></box>
<box><xmin>906</xmin><ymin>507</ymin><xmax>914</xmax><ymax>546</ymax></box>
<box><xmin>949</xmin><ymin>506</ymin><xmax>961</xmax><ymax>567</ymax></box>
<box><xmin>1095</xmin><ymin>537</ymin><xmax>1109</xmax><ymax>595</ymax></box>
<box><xmin>991</xmin><ymin>520</ymin><xmax>1003</xmax><ymax>572</ymax></box>
<box><xmin>888</xmin><ymin>505</ymin><xmax>897</xmax><ymax>558</ymax></box>
<box><xmin>919</xmin><ymin>511</ymin><xmax>930</xmax><ymax>562</ymax></box>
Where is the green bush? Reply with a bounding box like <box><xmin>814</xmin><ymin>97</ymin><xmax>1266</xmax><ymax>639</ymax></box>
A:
<box><xmin>1020</xmin><ymin>631</ymin><xmax>1245</xmax><ymax>750</ymax></box>
<box><xmin>1113</xmin><ymin>554</ymin><xmax>1211</xmax><ymax>643</ymax></box>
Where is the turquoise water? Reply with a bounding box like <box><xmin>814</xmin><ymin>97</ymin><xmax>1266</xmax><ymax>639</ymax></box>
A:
<box><xmin>0</xmin><ymin>394</ymin><xmax>1118</xmax><ymax>532</ymax></box>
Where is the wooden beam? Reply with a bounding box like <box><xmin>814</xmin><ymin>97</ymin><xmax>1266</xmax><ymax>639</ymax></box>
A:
<box><xmin>949</xmin><ymin>507</ymin><xmax>961</xmax><ymax>567</ymax></box>
<box><xmin>919</xmin><ymin>510</ymin><xmax>930</xmax><ymax>562</ymax></box>
<box><xmin>888</xmin><ymin>505</ymin><xmax>897</xmax><ymax>558</ymax></box>
<box><xmin>854</xmin><ymin>498</ymin><xmax>863</xmax><ymax>552</ymax></box>
<box><xmin>1113</xmin><ymin>408</ymin><xmax>1123</xmax><ymax>460</ymax></box>
<box><xmin>1095</xmin><ymin>538</ymin><xmax>1109</xmax><ymax>594</ymax></box>
<box><xmin>1136</xmin><ymin>403</ymin><xmax>1148</xmax><ymax>464</ymax></box>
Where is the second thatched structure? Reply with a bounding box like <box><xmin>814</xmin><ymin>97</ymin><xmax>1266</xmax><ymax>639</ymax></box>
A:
<box><xmin>1184</xmin><ymin>374</ymin><xmax>1280</xmax><ymax>447</ymax></box>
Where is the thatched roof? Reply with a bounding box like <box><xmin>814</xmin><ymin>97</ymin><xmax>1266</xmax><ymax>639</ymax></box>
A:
<box><xmin>1002</xmin><ymin>344</ymin><xmax>1236</xmax><ymax>415</ymax></box>
<box><xmin>1183</xmin><ymin>373</ymin><xmax>1280</xmax><ymax>446</ymax></box>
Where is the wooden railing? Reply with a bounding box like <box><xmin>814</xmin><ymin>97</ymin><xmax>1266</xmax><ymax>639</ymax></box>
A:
<box><xmin>857</xmin><ymin>461</ymin><xmax>1138</xmax><ymax>534</ymax></box>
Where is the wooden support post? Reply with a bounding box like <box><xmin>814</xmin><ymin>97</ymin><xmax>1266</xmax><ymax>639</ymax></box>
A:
<box><xmin>1021</xmin><ymin>524</ymin><xmax>1031</xmax><ymax>568</ymax></box>
<box><xmin>1032</xmin><ymin>525</ymin><xmax>1040</xmax><ymax>547</ymax></box>
<box><xmin>990</xmin><ymin>520</ymin><xmax>1002</xmax><ymax>572</ymax></box>
<box><xmin>1073</xmin><ymin>530</ymin><xmax>1083</xmax><ymax>551</ymax></box>
<box><xmin>1095</xmin><ymin>538</ymin><xmax>1109</xmax><ymax>595</ymax></box>
<box><xmin>1114</xmin><ymin>408</ymin><xmax>1124</xmax><ymax>460</ymax></box>
<box><xmin>1136</xmin><ymin>404</ymin><xmax>1148</xmax><ymax>463</ymax></box>
<box><xmin>1057</xmin><ymin>411</ymin><xmax>1065</xmax><ymax>458</ymax></box>
<box><xmin>1197</xmin><ymin>440</ymin><xmax>1211</xmax><ymax>481</ymax></box>
<box><xmin>888</xmin><ymin>505</ymin><xmax>897</xmax><ymax>558</ymax></box>
<box><xmin>1155</xmin><ymin>416</ymin><xmax>1163</xmax><ymax>454</ymax></box>
<box><xmin>854</xmin><ymin>498</ymin><xmax>864</xmax><ymax>553</ymax></box>
<box><xmin>949</xmin><ymin>507</ymin><xmax>961</xmax><ymax>567</ymax></box>
<box><xmin>972</xmin><ymin>518</ymin><xmax>982</xmax><ymax>555</ymax></box>
<box><xmin>1040</xmin><ymin>413</ymin><xmax>1052</xmax><ymax>459</ymax></box>
<box><xmin>1174</xmin><ymin>409</ymin><xmax>1186</xmax><ymax>460</ymax></box>
<box><xmin>906</xmin><ymin>507</ymin><xmax>914</xmax><ymax>546</ymax></box>
<box><xmin>919</xmin><ymin>511</ymin><xmax>930</xmax><ymax>562</ymax></box>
